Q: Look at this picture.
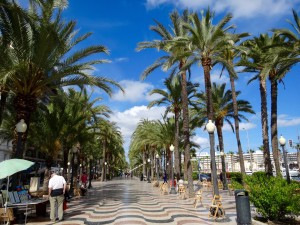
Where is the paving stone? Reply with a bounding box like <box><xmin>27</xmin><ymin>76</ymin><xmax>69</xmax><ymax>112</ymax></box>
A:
<box><xmin>24</xmin><ymin>178</ymin><xmax>241</xmax><ymax>225</ymax></box>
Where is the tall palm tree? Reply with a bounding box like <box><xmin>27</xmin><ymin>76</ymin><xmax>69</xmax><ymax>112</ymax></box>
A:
<box><xmin>183</xmin><ymin>9</ymin><xmax>235</xmax><ymax>195</ymax></box>
<box><xmin>262</xmin><ymin>35</ymin><xmax>293</xmax><ymax>177</ymax></box>
<box><xmin>196</xmin><ymin>82</ymin><xmax>255</xmax><ymax>189</ymax></box>
<box><xmin>0</xmin><ymin>1</ymin><xmax>123</xmax><ymax>158</ymax></box>
<box><xmin>217</xmin><ymin>33</ymin><xmax>249</xmax><ymax>176</ymax></box>
<box><xmin>137</xmin><ymin>10</ymin><xmax>195</xmax><ymax>197</ymax></box>
<box><xmin>148</xmin><ymin>75</ymin><xmax>198</xmax><ymax>179</ymax></box>
<box><xmin>239</xmin><ymin>34</ymin><xmax>292</xmax><ymax>175</ymax></box>
<box><xmin>96</xmin><ymin>120</ymin><xmax>122</xmax><ymax>182</ymax></box>
<box><xmin>273</xmin><ymin>9</ymin><xmax>300</xmax><ymax>175</ymax></box>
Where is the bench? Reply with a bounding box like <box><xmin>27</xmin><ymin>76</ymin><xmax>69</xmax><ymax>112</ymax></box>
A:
<box><xmin>178</xmin><ymin>185</ymin><xmax>186</xmax><ymax>199</ymax></box>
<box><xmin>193</xmin><ymin>189</ymin><xmax>202</xmax><ymax>208</ymax></box>
<box><xmin>160</xmin><ymin>183</ymin><xmax>169</xmax><ymax>195</ymax></box>
<box><xmin>209</xmin><ymin>195</ymin><xmax>225</xmax><ymax>220</ymax></box>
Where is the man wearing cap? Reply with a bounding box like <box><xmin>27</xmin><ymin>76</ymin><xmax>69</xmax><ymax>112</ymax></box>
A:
<box><xmin>48</xmin><ymin>169</ymin><xmax>66</xmax><ymax>222</ymax></box>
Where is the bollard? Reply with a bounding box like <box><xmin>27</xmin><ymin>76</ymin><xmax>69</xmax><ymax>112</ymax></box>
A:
<box><xmin>235</xmin><ymin>189</ymin><xmax>251</xmax><ymax>225</ymax></box>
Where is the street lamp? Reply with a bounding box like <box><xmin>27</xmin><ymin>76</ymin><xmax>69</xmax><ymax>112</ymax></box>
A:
<box><xmin>156</xmin><ymin>154</ymin><xmax>159</xmax><ymax>181</ymax></box>
<box><xmin>206</xmin><ymin>120</ymin><xmax>219</xmax><ymax>195</ymax></box>
<box><xmin>67</xmin><ymin>162</ymin><xmax>71</xmax><ymax>183</ymax></box>
<box><xmin>279</xmin><ymin>136</ymin><xmax>290</xmax><ymax>184</ymax></box>
<box><xmin>104</xmin><ymin>162</ymin><xmax>107</xmax><ymax>182</ymax></box>
<box><xmin>220</xmin><ymin>151</ymin><xmax>228</xmax><ymax>190</ymax></box>
<box><xmin>243</xmin><ymin>128</ymin><xmax>253</xmax><ymax>171</ymax></box>
<box><xmin>147</xmin><ymin>158</ymin><xmax>151</xmax><ymax>183</ymax></box>
<box><xmin>88</xmin><ymin>155</ymin><xmax>93</xmax><ymax>188</ymax></box>
<box><xmin>169</xmin><ymin>144</ymin><xmax>176</xmax><ymax>194</ymax></box>
<box><xmin>15</xmin><ymin>119</ymin><xmax>27</xmax><ymax>158</ymax></box>
<box><xmin>70</xmin><ymin>146</ymin><xmax>78</xmax><ymax>196</ymax></box>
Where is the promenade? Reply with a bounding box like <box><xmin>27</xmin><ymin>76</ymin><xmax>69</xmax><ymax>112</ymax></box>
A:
<box><xmin>25</xmin><ymin>177</ymin><xmax>248</xmax><ymax>225</ymax></box>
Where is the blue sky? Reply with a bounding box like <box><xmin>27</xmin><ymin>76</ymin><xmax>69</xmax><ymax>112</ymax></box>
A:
<box><xmin>63</xmin><ymin>0</ymin><xmax>300</xmax><ymax>156</ymax></box>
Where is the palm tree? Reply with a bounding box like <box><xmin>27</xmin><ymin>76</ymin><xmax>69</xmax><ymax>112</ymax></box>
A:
<box><xmin>0</xmin><ymin>1</ymin><xmax>123</xmax><ymax>158</ymax></box>
<box><xmin>96</xmin><ymin>120</ymin><xmax>122</xmax><ymax>182</ymax></box>
<box><xmin>238</xmin><ymin>35</ymin><xmax>270</xmax><ymax>175</ymax></box>
<box><xmin>183</xmin><ymin>9</ymin><xmax>235</xmax><ymax>195</ymax></box>
<box><xmin>148</xmin><ymin>75</ymin><xmax>198</xmax><ymax>179</ymax></box>
<box><xmin>217</xmin><ymin>33</ymin><xmax>249</xmax><ymax>176</ymax></box>
<box><xmin>137</xmin><ymin>10</ymin><xmax>195</xmax><ymax>197</ymax></box>
<box><xmin>263</xmin><ymin>34</ymin><xmax>293</xmax><ymax>177</ymax></box>
<box><xmin>196</xmin><ymin>82</ymin><xmax>255</xmax><ymax>189</ymax></box>
<box><xmin>239</xmin><ymin>33</ymin><xmax>292</xmax><ymax>176</ymax></box>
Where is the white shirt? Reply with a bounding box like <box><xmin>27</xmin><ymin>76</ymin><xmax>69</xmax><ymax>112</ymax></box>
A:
<box><xmin>48</xmin><ymin>174</ymin><xmax>66</xmax><ymax>190</ymax></box>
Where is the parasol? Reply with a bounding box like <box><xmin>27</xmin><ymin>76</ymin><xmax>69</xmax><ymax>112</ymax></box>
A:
<box><xmin>0</xmin><ymin>158</ymin><xmax>34</xmax><ymax>223</ymax></box>
<box><xmin>0</xmin><ymin>159</ymin><xmax>35</xmax><ymax>179</ymax></box>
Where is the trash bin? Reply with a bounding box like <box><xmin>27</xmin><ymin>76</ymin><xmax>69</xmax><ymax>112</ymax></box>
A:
<box><xmin>235</xmin><ymin>189</ymin><xmax>251</xmax><ymax>225</ymax></box>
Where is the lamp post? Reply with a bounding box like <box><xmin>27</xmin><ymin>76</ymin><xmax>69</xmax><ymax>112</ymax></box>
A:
<box><xmin>79</xmin><ymin>163</ymin><xmax>82</xmax><ymax>180</ymax></box>
<box><xmin>243</xmin><ymin>128</ymin><xmax>253</xmax><ymax>171</ymax></box>
<box><xmin>104</xmin><ymin>162</ymin><xmax>107</xmax><ymax>182</ymax></box>
<box><xmin>220</xmin><ymin>151</ymin><xmax>228</xmax><ymax>190</ymax></box>
<box><xmin>206</xmin><ymin>120</ymin><xmax>219</xmax><ymax>195</ymax></box>
<box><xmin>67</xmin><ymin>162</ymin><xmax>71</xmax><ymax>183</ymax></box>
<box><xmin>15</xmin><ymin>119</ymin><xmax>27</xmax><ymax>158</ymax></box>
<box><xmin>88</xmin><ymin>155</ymin><xmax>93</xmax><ymax>188</ymax></box>
<box><xmin>70</xmin><ymin>146</ymin><xmax>78</xmax><ymax>196</ymax></box>
<box><xmin>156</xmin><ymin>154</ymin><xmax>159</xmax><ymax>181</ymax></box>
<box><xmin>169</xmin><ymin>144</ymin><xmax>176</xmax><ymax>194</ymax></box>
<box><xmin>279</xmin><ymin>136</ymin><xmax>290</xmax><ymax>184</ymax></box>
<box><xmin>147</xmin><ymin>158</ymin><xmax>151</xmax><ymax>183</ymax></box>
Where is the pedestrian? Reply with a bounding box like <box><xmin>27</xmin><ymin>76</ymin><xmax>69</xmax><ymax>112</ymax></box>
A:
<box><xmin>140</xmin><ymin>173</ymin><xmax>144</xmax><ymax>181</ymax></box>
<box><xmin>81</xmin><ymin>172</ymin><xmax>88</xmax><ymax>188</ymax></box>
<box><xmin>163</xmin><ymin>170</ymin><xmax>167</xmax><ymax>184</ymax></box>
<box><xmin>48</xmin><ymin>169</ymin><xmax>67</xmax><ymax>222</ymax></box>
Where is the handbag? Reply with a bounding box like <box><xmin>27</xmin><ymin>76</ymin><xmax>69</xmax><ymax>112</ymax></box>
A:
<box><xmin>63</xmin><ymin>200</ymin><xmax>68</xmax><ymax>211</ymax></box>
<box><xmin>51</xmin><ymin>188</ymin><xmax>63</xmax><ymax>197</ymax></box>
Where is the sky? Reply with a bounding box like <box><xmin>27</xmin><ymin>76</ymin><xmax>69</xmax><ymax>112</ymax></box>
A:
<box><xmin>62</xmin><ymin>0</ymin><xmax>300</xmax><ymax>156</ymax></box>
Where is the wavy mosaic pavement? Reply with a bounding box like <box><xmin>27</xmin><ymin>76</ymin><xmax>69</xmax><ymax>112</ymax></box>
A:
<box><xmin>26</xmin><ymin>178</ymin><xmax>239</xmax><ymax>225</ymax></box>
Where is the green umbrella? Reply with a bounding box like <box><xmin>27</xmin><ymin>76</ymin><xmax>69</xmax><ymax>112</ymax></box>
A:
<box><xmin>0</xmin><ymin>159</ymin><xmax>35</xmax><ymax>224</ymax></box>
<box><xmin>0</xmin><ymin>159</ymin><xmax>35</xmax><ymax>179</ymax></box>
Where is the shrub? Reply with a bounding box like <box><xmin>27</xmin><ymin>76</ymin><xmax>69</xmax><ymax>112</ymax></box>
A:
<box><xmin>244</xmin><ymin>172</ymin><xmax>300</xmax><ymax>221</ymax></box>
<box><xmin>228</xmin><ymin>172</ymin><xmax>243</xmax><ymax>184</ymax></box>
<box><xmin>192</xmin><ymin>171</ymin><xmax>198</xmax><ymax>180</ymax></box>
<box><xmin>230</xmin><ymin>180</ymin><xmax>244</xmax><ymax>190</ymax></box>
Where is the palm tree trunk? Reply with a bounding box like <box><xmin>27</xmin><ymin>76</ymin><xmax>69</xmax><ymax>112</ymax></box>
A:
<box><xmin>180</xmin><ymin>66</ymin><xmax>194</xmax><ymax>197</ymax></box>
<box><xmin>63</xmin><ymin>145</ymin><xmax>69</xmax><ymax>179</ymax></box>
<box><xmin>143</xmin><ymin>147</ymin><xmax>146</xmax><ymax>178</ymax></box>
<box><xmin>215</xmin><ymin>122</ymin><xmax>228</xmax><ymax>190</ymax></box>
<box><xmin>229</xmin><ymin>75</ymin><xmax>246</xmax><ymax>175</ymax></box>
<box><xmin>101</xmin><ymin>140</ymin><xmax>106</xmax><ymax>182</ymax></box>
<box><xmin>259</xmin><ymin>78</ymin><xmax>273</xmax><ymax>175</ymax></box>
<box><xmin>0</xmin><ymin>90</ymin><xmax>8</xmax><ymax>126</ymax></box>
<box><xmin>174</xmin><ymin>109</ymin><xmax>180</xmax><ymax>181</ymax></box>
<box><xmin>270</xmin><ymin>78</ymin><xmax>281</xmax><ymax>177</ymax></box>
<box><xmin>202</xmin><ymin>57</ymin><xmax>219</xmax><ymax>196</ymax></box>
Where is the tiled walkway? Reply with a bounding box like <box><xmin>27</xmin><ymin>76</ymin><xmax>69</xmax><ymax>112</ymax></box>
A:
<box><xmin>25</xmin><ymin>178</ymin><xmax>241</xmax><ymax>225</ymax></box>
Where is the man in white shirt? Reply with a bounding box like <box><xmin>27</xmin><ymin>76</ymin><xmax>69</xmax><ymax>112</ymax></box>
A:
<box><xmin>48</xmin><ymin>169</ymin><xmax>66</xmax><ymax>222</ymax></box>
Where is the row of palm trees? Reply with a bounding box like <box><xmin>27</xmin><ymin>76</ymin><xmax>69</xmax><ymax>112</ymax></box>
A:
<box><xmin>0</xmin><ymin>1</ymin><xmax>127</xmax><ymax>185</ymax></box>
<box><xmin>131</xmin><ymin>8</ymin><xmax>300</xmax><ymax>196</ymax></box>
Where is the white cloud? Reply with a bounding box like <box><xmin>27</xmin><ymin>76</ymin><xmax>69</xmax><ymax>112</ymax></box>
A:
<box><xmin>112</xmin><ymin>80</ymin><xmax>154</xmax><ymax>102</ymax></box>
<box><xmin>210</xmin><ymin>73</ymin><xmax>229</xmax><ymax>84</ymax></box>
<box><xmin>146</xmin><ymin>0</ymin><xmax>298</xmax><ymax>19</ymax></box>
<box><xmin>191</xmin><ymin>135</ymin><xmax>209</xmax><ymax>147</ymax></box>
<box><xmin>278</xmin><ymin>114</ymin><xmax>300</xmax><ymax>127</ymax></box>
<box><xmin>109</xmin><ymin>105</ymin><xmax>167</xmax><ymax>155</ymax></box>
